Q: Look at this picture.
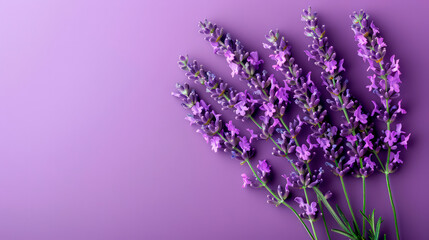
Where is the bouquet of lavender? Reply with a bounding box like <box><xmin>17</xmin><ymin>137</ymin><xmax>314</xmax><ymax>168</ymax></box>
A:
<box><xmin>173</xmin><ymin>7</ymin><xmax>409</xmax><ymax>240</ymax></box>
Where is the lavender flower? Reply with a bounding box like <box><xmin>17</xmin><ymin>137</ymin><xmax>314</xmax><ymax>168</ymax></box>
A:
<box><xmin>247</xmin><ymin>51</ymin><xmax>264</xmax><ymax>68</ymax></box>
<box><xmin>198</xmin><ymin>19</ymin><xmax>287</xmax><ymax>106</ymax></box>
<box><xmin>210</xmin><ymin>136</ymin><xmax>222</xmax><ymax>152</ymax></box>
<box><xmin>239</xmin><ymin>136</ymin><xmax>251</xmax><ymax>152</ymax></box>
<box><xmin>257</xmin><ymin>159</ymin><xmax>271</xmax><ymax>174</ymax></box>
<box><xmin>350</xmin><ymin>10</ymin><xmax>410</xmax><ymax>173</ymax></box>
<box><xmin>301</xmin><ymin>7</ymin><xmax>378</xmax><ymax>178</ymax></box>
<box><xmin>172</xmin><ymin>83</ymin><xmax>254</xmax><ymax>160</ymax></box>
<box><xmin>260</xmin><ymin>102</ymin><xmax>276</xmax><ymax>117</ymax></box>
<box><xmin>267</xmin><ymin>178</ymin><xmax>292</xmax><ymax>207</ymax></box>
<box><xmin>241</xmin><ymin>173</ymin><xmax>253</xmax><ymax>188</ymax></box>
<box><xmin>354</xmin><ymin>106</ymin><xmax>368</xmax><ymax>124</ymax></box>
<box><xmin>282</xmin><ymin>163</ymin><xmax>323</xmax><ymax>189</ymax></box>
<box><xmin>295</xmin><ymin>197</ymin><xmax>321</xmax><ymax>221</ymax></box>
<box><xmin>247</xmin><ymin>129</ymin><xmax>258</xmax><ymax>143</ymax></box>
<box><xmin>384</xmin><ymin>130</ymin><xmax>397</xmax><ymax>147</ymax></box>
<box><xmin>390</xmin><ymin>151</ymin><xmax>402</xmax><ymax>165</ymax></box>
<box><xmin>178</xmin><ymin>56</ymin><xmax>258</xmax><ymax>121</ymax></box>
<box><xmin>363</xmin><ymin>133</ymin><xmax>374</xmax><ymax>150</ymax></box>
<box><xmin>296</xmin><ymin>144</ymin><xmax>311</xmax><ymax>162</ymax></box>
<box><xmin>226</xmin><ymin>120</ymin><xmax>240</xmax><ymax>136</ymax></box>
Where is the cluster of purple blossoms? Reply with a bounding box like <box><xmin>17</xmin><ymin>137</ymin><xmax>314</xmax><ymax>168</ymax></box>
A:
<box><xmin>350</xmin><ymin>10</ymin><xmax>410</xmax><ymax>173</ymax></box>
<box><xmin>301</xmin><ymin>7</ymin><xmax>378</xmax><ymax>178</ymax></box>
<box><xmin>272</xmin><ymin>115</ymin><xmax>317</xmax><ymax>168</ymax></box>
<box><xmin>295</xmin><ymin>197</ymin><xmax>320</xmax><ymax>221</ymax></box>
<box><xmin>264</xmin><ymin>29</ymin><xmax>350</xmax><ymax>177</ymax></box>
<box><xmin>173</xmin><ymin>82</ymin><xmax>297</xmax><ymax>215</ymax></box>
<box><xmin>199</xmin><ymin>19</ymin><xmax>286</xmax><ymax>104</ymax></box>
<box><xmin>178</xmin><ymin>56</ymin><xmax>259</xmax><ymax>120</ymax></box>
<box><xmin>172</xmin><ymin>83</ymin><xmax>254</xmax><ymax>160</ymax></box>
<box><xmin>282</xmin><ymin>162</ymin><xmax>324</xmax><ymax>189</ymax></box>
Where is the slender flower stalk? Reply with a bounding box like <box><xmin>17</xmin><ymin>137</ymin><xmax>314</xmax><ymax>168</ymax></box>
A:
<box><xmin>350</xmin><ymin>10</ymin><xmax>410</xmax><ymax>240</ymax></box>
<box><xmin>301</xmin><ymin>7</ymin><xmax>381</xmax><ymax>235</ymax></box>
<box><xmin>172</xmin><ymin>83</ymin><xmax>315</xmax><ymax>239</ymax></box>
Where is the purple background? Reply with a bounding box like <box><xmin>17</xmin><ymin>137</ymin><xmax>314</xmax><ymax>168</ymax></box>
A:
<box><xmin>0</xmin><ymin>0</ymin><xmax>428</xmax><ymax>239</ymax></box>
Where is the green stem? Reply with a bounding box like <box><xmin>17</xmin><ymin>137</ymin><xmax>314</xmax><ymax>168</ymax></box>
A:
<box><xmin>337</xmin><ymin>96</ymin><xmax>351</xmax><ymax>123</ymax></box>
<box><xmin>374</xmin><ymin>151</ymin><xmax>385</xmax><ymax>172</ymax></box>
<box><xmin>249</xmin><ymin>115</ymin><xmax>262</xmax><ymax>129</ymax></box>
<box><xmin>314</xmin><ymin>187</ymin><xmax>348</xmax><ymax>231</ymax></box>
<box><xmin>340</xmin><ymin>176</ymin><xmax>358</xmax><ymax>230</ymax></box>
<box><xmin>304</xmin><ymin>188</ymin><xmax>319</xmax><ymax>240</ymax></box>
<box><xmin>317</xmin><ymin>195</ymin><xmax>331</xmax><ymax>240</ymax></box>
<box><xmin>362</xmin><ymin>176</ymin><xmax>366</xmax><ymax>236</ymax></box>
<box><xmin>385</xmin><ymin>173</ymin><xmax>400</xmax><ymax>240</ymax></box>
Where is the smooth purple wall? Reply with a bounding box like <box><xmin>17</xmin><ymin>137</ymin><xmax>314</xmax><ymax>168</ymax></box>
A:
<box><xmin>0</xmin><ymin>0</ymin><xmax>428</xmax><ymax>239</ymax></box>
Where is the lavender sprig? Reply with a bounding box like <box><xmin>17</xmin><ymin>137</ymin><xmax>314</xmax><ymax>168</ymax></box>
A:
<box><xmin>179</xmin><ymin>56</ymin><xmax>259</xmax><ymax>120</ymax></box>
<box><xmin>350</xmin><ymin>10</ymin><xmax>409</xmax><ymax>173</ymax></box>
<box><xmin>350</xmin><ymin>10</ymin><xmax>410</xmax><ymax>240</ymax></box>
<box><xmin>199</xmin><ymin>20</ymin><xmax>271</xmax><ymax>100</ymax></box>
<box><xmin>172</xmin><ymin>82</ymin><xmax>315</xmax><ymax>239</ymax></box>
<box><xmin>301</xmin><ymin>8</ymin><xmax>378</xmax><ymax>179</ymax></box>
<box><xmin>301</xmin><ymin>7</ymin><xmax>384</xmax><ymax>235</ymax></box>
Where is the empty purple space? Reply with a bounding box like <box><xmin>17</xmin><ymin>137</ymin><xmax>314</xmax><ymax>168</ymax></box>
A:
<box><xmin>0</xmin><ymin>0</ymin><xmax>428</xmax><ymax>239</ymax></box>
